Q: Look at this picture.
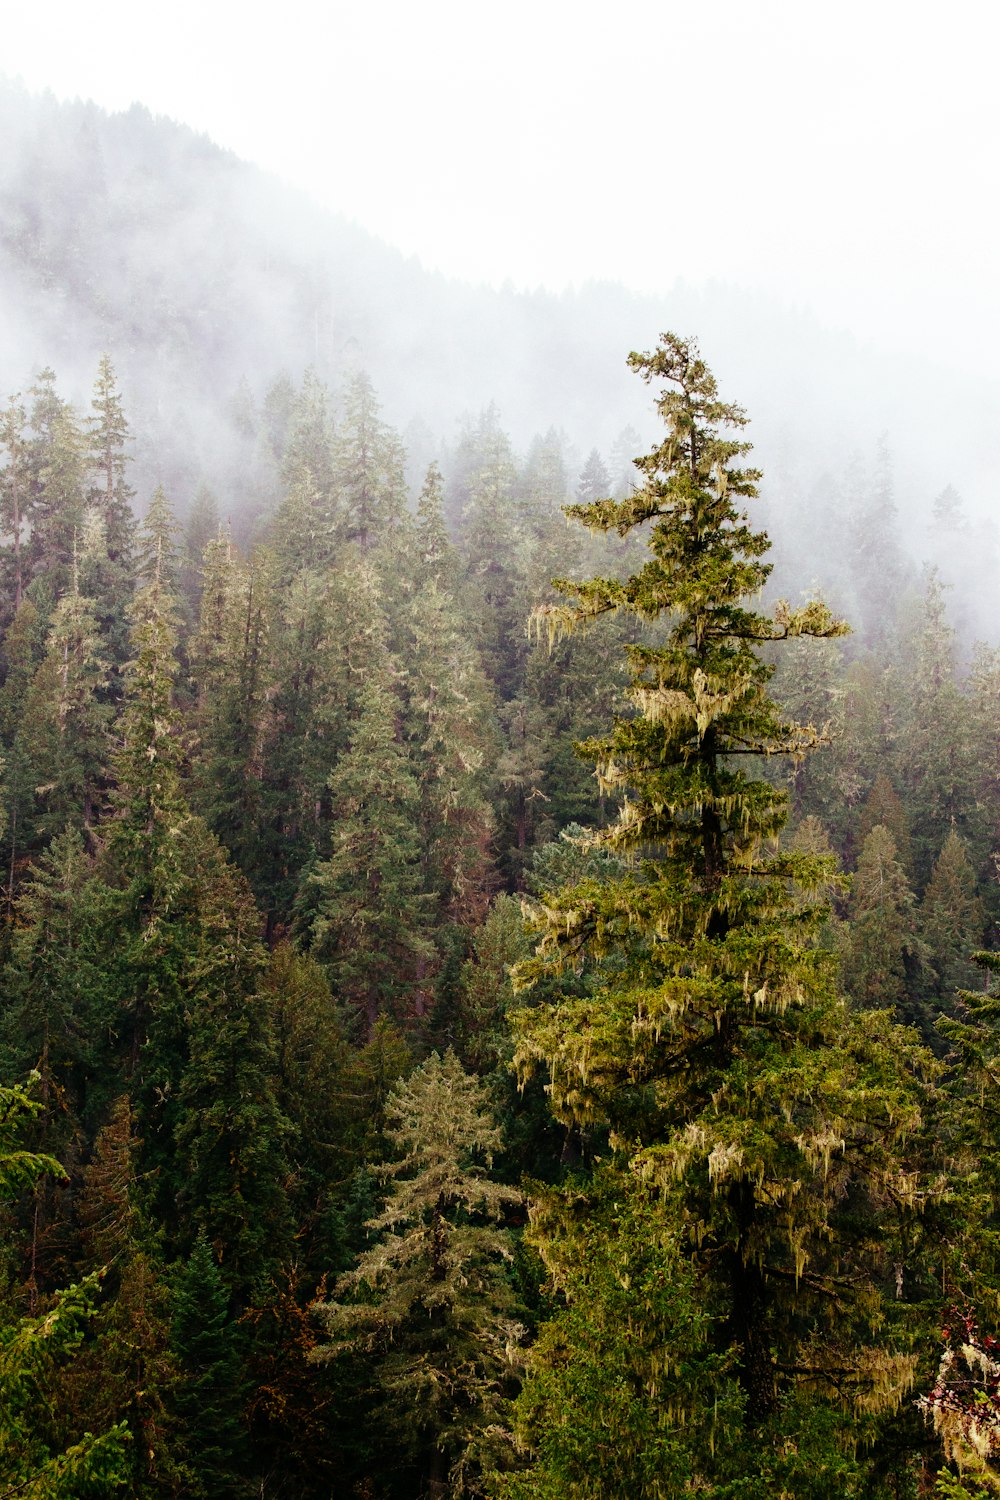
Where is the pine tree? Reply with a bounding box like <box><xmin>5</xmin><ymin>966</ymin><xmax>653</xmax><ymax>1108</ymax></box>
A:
<box><xmin>511</xmin><ymin>335</ymin><xmax>938</xmax><ymax>1482</ymax></box>
<box><xmin>314</xmin><ymin>1051</ymin><xmax>523</xmax><ymax>1498</ymax></box>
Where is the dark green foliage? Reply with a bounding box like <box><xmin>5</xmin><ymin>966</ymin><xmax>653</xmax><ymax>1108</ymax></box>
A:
<box><xmin>495</xmin><ymin>1167</ymin><xmax>736</xmax><ymax>1499</ymax></box>
<box><xmin>0</xmin><ymin>1078</ymin><xmax>130</xmax><ymax>1496</ymax></box>
<box><xmin>301</xmin><ymin>659</ymin><xmax>434</xmax><ymax>1032</ymax></box>
<box><xmin>512</xmin><ymin>334</ymin><xmax>940</xmax><ymax>1485</ymax></box>
<box><xmin>170</xmin><ymin>1232</ymin><xmax>248</xmax><ymax>1498</ymax></box>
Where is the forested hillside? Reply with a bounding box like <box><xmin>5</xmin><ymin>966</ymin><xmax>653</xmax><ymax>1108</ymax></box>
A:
<box><xmin>3</xmin><ymin>83</ymin><xmax>1000</xmax><ymax>1500</ymax></box>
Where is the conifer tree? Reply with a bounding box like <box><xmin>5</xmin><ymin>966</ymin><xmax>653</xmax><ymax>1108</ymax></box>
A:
<box><xmin>414</xmin><ymin>461</ymin><xmax>457</xmax><ymax>589</ymax></box>
<box><xmin>135</xmin><ymin>486</ymin><xmax>180</xmax><ymax>589</ymax></box>
<box><xmin>0</xmin><ymin>1077</ymin><xmax>130</xmax><ymax>1496</ymax></box>
<box><xmin>169</xmin><ymin>1232</ymin><xmax>248</xmax><ymax>1498</ymax></box>
<box><xmin>178</xmin><ymin>484</ymin><xmax>219</xmax><ymax>616</ymax></box>
<box><xmin>302</xmin><ymin>656</ymin><xmax>434</xmax><ymax>1032</ymax></box>
<box><xmin>841</xmin><ymin>824</ymin><xmax>927</xmax><ymax>1026</ymax></box>
<box><xmin>902</xmin><ymin>571</ymin><xmax>978</xmax><ymax>884</ymax></box>
<box><xmin>315</xmin><ymin>1051</ymin><xmax>523</xmax><ymax>1498</ymax></box>
<box><xmin>575</xmin><ymin>447</ymin><xmax>611</xmax><ymax>505</ymax></box>
<box><xmin>64</xmin><ymin>1097</ymin><xmax>185</xmax><ymax>1498</ymax></box>
<box><xmin>406</xmin><ymin>573</ymin><xmax>497</xmax><ymax>923</ymax></box>
<box><xmin>921</xmin><ymin>830</ymin><xmax>985</xmax><ymax>1014</ymax></box>
<box><xmin>859</xmin><ymin>771</ymin><xmax>913</xmax><ymax>872</ymax></box>
<box><xmin>282</xmin><ymin>368</ymin><xmax>336</xmax><ymax>500</ymax></box>
<box><xmin>0</xmin><ymin>830</ymin><xmax>111</xmax><ymax>1150</ymax></box>
<box><xmin>0</xmin><ymin>393</ymin><xmax>30</xmax><ymax>613</ymax></box>
<box><xmin>332</xmin><ymin>370</ymin><xmax>407</xmax><ymax>552</ymax></box>
<box><xmin>18</xmin><ymin>540</ymin><xmax>112</xmax><ymax>835</ymax></box>
<box><xmin>511</xmin><ymin>335</ymin><xmax>937</xmax><ymax>1482</ymax></box>
<box><xmin>458</xmin><ymin>407</ymin><xmax>529</xmax><ymax>701</ymax></box>
<box><xmin>29</xmin><ymin>392</ymin><xmax>88</xmax><ymax>600</ymax></box>
<box><xmin>85</xmin><ymin>355</ymin><xmax>136</xmax><ymax>670</ymax></box>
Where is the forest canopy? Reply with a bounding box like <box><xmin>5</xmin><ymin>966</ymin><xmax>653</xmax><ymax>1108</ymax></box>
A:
<box><xmin>0</xmin><ymin>306</ymin><xmax>997</xmax><ymax>1500</ymax></box>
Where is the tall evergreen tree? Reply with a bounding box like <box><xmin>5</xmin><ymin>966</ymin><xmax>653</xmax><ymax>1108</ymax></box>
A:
<box><xmin>510</xmin><ymin>335</ymin><xmax>938</xmax><ymax>1487</ymax></box>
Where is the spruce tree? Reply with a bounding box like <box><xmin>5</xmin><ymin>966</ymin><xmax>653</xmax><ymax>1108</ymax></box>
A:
<box><xmin>510</xmin><ymin>335</ymin><xmax>938</xmax><ymax>1485</ymax></box>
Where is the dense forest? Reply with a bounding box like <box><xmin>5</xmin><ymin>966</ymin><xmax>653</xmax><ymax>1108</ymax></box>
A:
<box><xmin>3</xmin><ymin>83</ymin><xmax>1000</xmax><ymax>1500</ymax></box>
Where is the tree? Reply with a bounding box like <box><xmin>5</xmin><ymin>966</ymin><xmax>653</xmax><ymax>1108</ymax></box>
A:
<box><xmin>511</xmin><ymin>335</ymin><xmax>938</xmax><ymax>1484</ymax></box>
<box><xmin>496</xmin><ymin>1167</ymin><xmax>735</xmax><ymax>1499</ymax></box>
<box><xmin>314</xmin><ymin>1051</ymin><xmax>523</xmax><ymax>1498</ymax></box>
<box><xmin>0</xmin><ymin>393</ymin><xmax>30</xmax><ymax>613</ymax></box>
<box><xmin>85</xmin><ymin>355</ymin><xmax>136</xmax><ymax>671</ymax></box>
<box><xmin>575</xmin><ymin>447</ymin><xmax>610</xmax><ymax>505</ymax></box>
<box><xmin>921</xmin><ymin>830</ymin><xmax>985</xmax><ymax>1017</ymax></box>
<box><xmin>841</xmin><ymin>824</ymin><xmax>927</xmax><ymax>1026</ymax></box>
<box><xmin>301</xmin><ymin>657</ymin><xmax>434</xmax><ymax>1032</ymax></box>
<box><xmin>332</xmin><ymin>370</ymin><xmax>406</xmax><ymax>553</ymax></box>
<box><xmin>413</xmin><ymin>461</ymin><xmax>457</xmax><ymax>589</ymax></box>
<box><xmin>0</xmin><ymin>1077</ymin><xmax>130</xmax><ymax>1497</ymax></box>
<box><xmin>169</xmin><ymin>1232</ymin><xmax>247</xmax><ymax>1499</ymax></box>
<box><xmin>17</xmin><ymin>538</ymin><xmax>112</xmax><ymax>835</ymax></box>
<box><xmin>901</xmin><ymin>571</ymin><xmax>978</xmax><ymax>885</ymax></box>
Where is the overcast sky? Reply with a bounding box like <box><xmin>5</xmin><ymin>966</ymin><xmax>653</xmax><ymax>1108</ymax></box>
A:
<box><xmin>5</xmin><ymin>0</ymin><xmax>998</xmax><ymax>380</ymax></box>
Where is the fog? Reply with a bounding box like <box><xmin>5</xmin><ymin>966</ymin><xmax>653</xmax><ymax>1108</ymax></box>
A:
<box><xmin>0</xmin><ymin>58</ymin><xmax>998</xmax><ymax>644</ymax></box>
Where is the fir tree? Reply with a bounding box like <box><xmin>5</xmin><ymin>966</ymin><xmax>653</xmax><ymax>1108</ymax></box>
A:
<box><xmin>511</xmin><ymin>335</ymin><xmax>938</xmax><ymax>1481</ymax></box>
<box><xmin>414</xmin><ymin>461</ymin><xmax>457</xmax><ymax>588</ymax></box>
<box><xmin>18</xmin><ymin>541</ymin><xmax>112</xmax><ymax>834</ymax></box>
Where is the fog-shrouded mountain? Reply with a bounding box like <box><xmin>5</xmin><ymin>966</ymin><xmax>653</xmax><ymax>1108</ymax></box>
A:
<box><xmin>2</xmin><ymin>77</ymin><xmax>999</xmax><ymax>639</ymax></box>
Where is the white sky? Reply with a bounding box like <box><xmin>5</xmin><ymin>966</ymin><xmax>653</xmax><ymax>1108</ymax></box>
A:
<box><xmin>5</xmin><ymin>0</ymin><xmax>999</xmax><ymax>377</ymax></box>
